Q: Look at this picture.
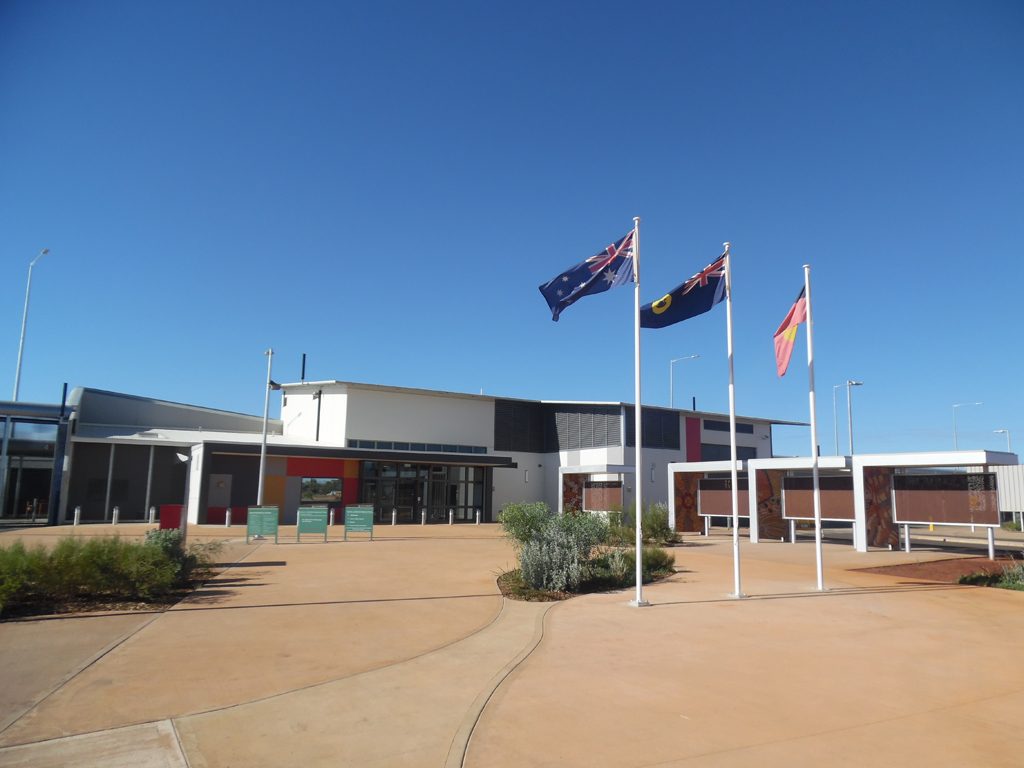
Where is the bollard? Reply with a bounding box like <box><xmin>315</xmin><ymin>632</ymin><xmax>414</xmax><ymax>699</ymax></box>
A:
<box><xmin>421</xmin><ymin>509</ymin><xmax>426</xmax><ymax>525</ymax></box>
<box><xmin>903</xmin><ymin>524</ymin><xmax>911</xmax><ymax>553</ymax></box>
<box><xmin>74</xmin><ymin>506</ymin><xmax>81</xmax><ymax>526</ymax></box>
<box><xmin>225</xmin><ymin>507</ymin><xmax>232</xmax><ymax>527</ymax></box>
<box><xmin>391</xmin><ymin>508</ymin><xmax>397</xmax><ymax>526</ymax></box>
<box><xmin>329</xmin><ymin>509</ymin><xmax>335</xmax><ymax>527</ymax></box>
<box><xmin>112</xmin><ymin>506</ymin><xmax>119</xmax><ymax>525</ymax></box>
<box><xmin>148</xmin><ymin>506</ymin><xmax>156</xmax><ymax>524</ymax></box>
<box><xmin>789</xmin><ymin>519</ymin><xmax>796</xmax><ymax>544</ymax></box>
<box><xmin>475</xmin><ymin>509</ymin><xmax>480</xmax><ymax>525</ymax></box>
<box><xmin>449</xmin><ymin>510</ymin><xmax>454</xmax><ymax>525</ymax></box>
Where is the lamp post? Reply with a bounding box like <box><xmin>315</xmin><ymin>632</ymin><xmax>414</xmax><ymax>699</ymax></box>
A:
<box><xmin>13</xmin><ymin>248</ymin><xmax>50</xmax><ymax>401</ymax></box>
<box><xmin>846</xmin><ymin>380</ymin><xmax>863</xmax><ymax>454</ymax></box>
<box><xmin>994</xmin><ymin>429</ymin><xmax>1011</xmax><ymax>452</ymax></box>
<box><xmin>952</xmin><ymin>402</ymin><xmax>982</xmax><ymax>450</ymax></box>
<box><xmin>2</xmin><ymin>248</ymin><xmax>49</xmax><ymax>518</ymax></box>
<box><xmin>257</xmin><ymin>349</ymin><xmax>275</xmax><ymax>505</ymax></box>
<box><xmin>669</xmin><ymin>354</ymin><xmax>699</xmax><ymax>408</ymax></box>
<box><xmin>832</xmin><ymin>384</ymin><xmax>843</xmax><ymax>455</ymax></box>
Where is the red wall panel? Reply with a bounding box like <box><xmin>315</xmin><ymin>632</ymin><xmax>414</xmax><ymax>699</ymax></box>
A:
<box><xmin>685</xmin><ymin>417</ymin><xmax>701</xmax><ymax>461</ymax></box>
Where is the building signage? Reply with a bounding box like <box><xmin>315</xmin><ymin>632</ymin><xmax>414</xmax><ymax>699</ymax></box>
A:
<box><xmin>344</xmin><ymin>505</ymin><xmax>374</xmax><ymax>541</ymax></box>
<box><xmin>246</xmin><ymin>506</ymin><xmax>280</xmax><ymax>544</ymax></box>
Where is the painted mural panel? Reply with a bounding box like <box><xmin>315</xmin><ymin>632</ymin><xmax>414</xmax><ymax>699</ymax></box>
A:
<box><xmin>756</xmin><ymin>469</ymin><xmax>787</xmax><ymax>540</ymax></box>
<box><xmin>864</xmin><ymin>466</ymin><xmax>898</xmax><ymax>548</ymax></box>
<box><xmin>673</xmin><ymin>472</ymin><xmax>700</xmax><ymax>532</ymax></box>
<box><xmin>562</xmin><ymin>474</ymin><xmax>584</xmax><ymax>513</ymax></box>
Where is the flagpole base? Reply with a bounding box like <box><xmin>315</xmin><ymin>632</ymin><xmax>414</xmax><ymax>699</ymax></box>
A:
<box><xmin>629</xmin><ymin>599</ymin><xmax>651</xmax><ymax>608</ymax></box>
<box><xmin>730</xmin><ymin>592</ymin><xmax>747</xmax><ymax>600</ymax></box>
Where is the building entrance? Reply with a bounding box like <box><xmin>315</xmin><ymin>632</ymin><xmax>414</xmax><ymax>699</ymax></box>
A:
<box><xmin>361</xmin><ymin>461</ymin><xmax>487</xmax><ymax>523</ymax></box>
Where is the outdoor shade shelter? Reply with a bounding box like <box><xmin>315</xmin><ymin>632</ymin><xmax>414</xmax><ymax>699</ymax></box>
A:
<box><xmin>851</xmin><ymin>449</ymin><xmax>1018</xmax><ymax>556</ymax></box>
<box><xmin>558</xmin><ymin>464</ymin><xmax>634</xmax><ymax>515</ymax></box>
<box><xmin>668</xmin><ymin>450</ymin><xmax>1019</xmax><ymax>559</ymax></box>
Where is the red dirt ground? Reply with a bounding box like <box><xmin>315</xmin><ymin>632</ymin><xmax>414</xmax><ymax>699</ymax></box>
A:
<box><xmin>857</xmin><ymin>556</ymin><xmax>1021</xmax><ymax>583</ymax></box>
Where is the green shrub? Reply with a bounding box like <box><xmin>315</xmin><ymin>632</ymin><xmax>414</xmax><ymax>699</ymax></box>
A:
<box><xmin>610</xmin><ymin>503</ymin><xmax>677</xmax><ymax>546</ymax></box>
<box><xmin>999</xmin><ymin>562</ymin><xmax>1024</xmax><ymax>591</ymax></box>
<box><xmin>520</xmin><ymin>527</ymin><xmax>584</xmax><ymax>591</ymax></box>
<box><xmin>0</xmin><ymin>542</ymin><xmax>47</xmax><ymax>613</ymax></box>
<box><xmin>0</xmin><ymin>533</ymin><xmax>219</xmax><ymax>616</ymax></box>
<box><xmin>499</xmin><ymin>502</ymin><xmax>552</xmax><ymax>548</ymax></box>
<box><xmin>517</xmin><ymin>511</ymin><xmax>610</xmax><ymax>592</ymax></box>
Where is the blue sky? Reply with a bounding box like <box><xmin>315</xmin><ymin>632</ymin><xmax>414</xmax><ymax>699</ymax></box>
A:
<box><xmin>1</xmin><ymin>0</ymin><xmax>1021</xmax><ymax>457</ymax></box>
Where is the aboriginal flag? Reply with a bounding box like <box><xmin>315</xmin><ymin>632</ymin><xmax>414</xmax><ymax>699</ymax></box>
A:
<box><xmin>773</xmin><ymin>287</ymin><xmax>807</xmax><ymax>377</ymax></box>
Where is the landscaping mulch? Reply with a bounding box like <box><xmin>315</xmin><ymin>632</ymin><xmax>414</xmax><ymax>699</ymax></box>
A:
<box><xmin>856</xmin><ymin>556</ymin><xmax>1022</xmax><ymax>584</ymax></box>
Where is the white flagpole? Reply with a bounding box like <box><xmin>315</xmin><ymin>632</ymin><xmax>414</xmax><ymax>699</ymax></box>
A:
<box><xmin>724</xmin><ymin>243</ymin><xmax>743</xmax><ymax>598</ymax></box>
<box><xmin>631</xmin><ymin>216</ymin><xmax>648</xmax><ymax>607</ymax></box>
<box><xmin>804</xmin><ymin>265</ymin><xmax>825</xmax><ymax>591</ymax></box>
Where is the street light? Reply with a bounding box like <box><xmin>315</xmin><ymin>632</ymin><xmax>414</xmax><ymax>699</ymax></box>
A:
<box><xmin>2</xmin><ymin>248</ymin><xmax>48</xmax><ymax>519</ymax></box>
<box><xmin>994</xmin><ymin>429</ymin><xmax>1011</xmax><ymax>452</ymax></box>
<box><xmin>846</xmin><ymin>380</ymin><xmax>863</xmax><ymax>454</ymax></box>
<box><xmin>952</xmin><ymin>402</ymin><xmax>982</xmax><ymax>450</ymax></box>
<box><xmin>13</xmin><ymin>248</ymin><xmax>49</xmax><ymax>401</ymax></box>
<box><xmin>669</xmin><ymin>354</ymin><xmax>699</xmax><ymax>408</ymax></box>
<box><xmin>832</xmin><ymin>384</ymin><xmax>844</xmax><ymax>455</ymax></box>
<box><xmin>256</xmin><ymin>349</ymin><xmax>277</xmax><ymax>505</ymax></box>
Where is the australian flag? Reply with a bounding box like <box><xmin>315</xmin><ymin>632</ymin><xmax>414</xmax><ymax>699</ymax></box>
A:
<box><xmin>640</xmin><ymin>252</ymin><xmax>727</xmax><ymax>329</ymax></box>
<box><xmin>539</xmin><ymin>231</ymin><xmax>635</xmax><ymax>321</ymax></box>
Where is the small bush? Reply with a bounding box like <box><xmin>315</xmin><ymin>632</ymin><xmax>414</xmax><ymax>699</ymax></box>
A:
<box><xmin>0</xmin><ymin>533</ymin><xmax>222</xmax><ymax>617</ymax></box>
<box><xmin>999</xmin><ymin>562</ymin><xmax>1024</xmax><ymax>591</ymax></box>
<box><xmin>0</xmin><ymin>542</ymin><xmax>46</xmax><ymax>612</ymax></box>
<box><xmin>610</xmin><ymin>503</ymin><xmax>677</xmax><ymax>546</ymax></box>
<box><xmin>520</xmin><ymin>526</ymin><xmax>585</xmax><ymax>592</ymax></box>
<box><xmin>499</xmin><ymin>502</ymin><xmax>552</xmax><ymax>548</ymax></box>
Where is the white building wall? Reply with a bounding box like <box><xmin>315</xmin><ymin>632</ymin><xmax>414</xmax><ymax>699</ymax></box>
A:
<box><xmin>344</xmin><ymin>388</ymin><xmax>494</xmax><ymax>447</ymax></box>
<box><xmin>281</xmin><ymin>389</ymin><xmax>348</xmax><ymax>444</ymax></box>
<box><xmin>492</xmin><ymin>451</ymin><xmax>547</xmax><ymax>513</ymax></box>
<box><xmin>993</xmin><ymin>465</ymin><xmax>1024</xmax><ymax>514</ymax></box>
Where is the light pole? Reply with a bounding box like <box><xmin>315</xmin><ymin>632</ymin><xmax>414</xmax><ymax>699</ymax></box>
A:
<box><xmin>832</xmin><ymin>384</ymin><xmax>843</xmax><ymax>455</ymax></box>
<box><xmin>2</xmin><ymin>248</ymin><xmax>49</xmax><ymax>519</ymax></box>
<box><xmin>13</xmin><ymin>248</ymin><xmax>50</xmax><ymax>401</ymax></box>
<box><xmin>846</xmin><ymin>380</ymin><xmax>863</xmax><ymax>454</ymax></box>
<box><xmin>952</xmin><ymin>402</ymin><xmax>982</xmax><ymax>450</ymax></box>
<box><xmin>994</xmin><ymin>429</ymin><xmax>1011</xmax><ymax>452</ymax></box>
<box><xmin>257</xmin><ymin>349</ymin><xmax>275</xmax><ymax>505</ymax></box>
<box><xmin>669</xmin><ymin>354</ymin><xmax>699</xmax><ymax>408</ymax></box>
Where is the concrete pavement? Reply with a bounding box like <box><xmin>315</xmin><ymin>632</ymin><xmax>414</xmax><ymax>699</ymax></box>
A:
<box><xmin>1</xmin><ymin>524</ymin><xmax>1022</xmax><ymax>767</ymax></box>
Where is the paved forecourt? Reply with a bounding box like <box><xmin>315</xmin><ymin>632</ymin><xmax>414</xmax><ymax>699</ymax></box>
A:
<box><xmin>1</xmin><ymin>524</ymin><xmax>1023</xmax><ymax>767</ymax></box>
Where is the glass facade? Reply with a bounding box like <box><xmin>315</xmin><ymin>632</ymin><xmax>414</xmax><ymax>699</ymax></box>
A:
<box><xmin>360</xmin><ymin>461</ymin><xmax>487</xmax><ymax>523</ymax></box>
<box><xmin>0</xmin><ymin>420</ymin><xmax>59</xmax><ymax>520</ymax></box>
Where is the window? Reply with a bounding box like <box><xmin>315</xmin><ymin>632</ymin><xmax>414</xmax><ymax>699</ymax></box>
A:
<box><xmin>704</xmin><ymin>419</ymin><xmax>754</xmax><ymax>434</ymax></box>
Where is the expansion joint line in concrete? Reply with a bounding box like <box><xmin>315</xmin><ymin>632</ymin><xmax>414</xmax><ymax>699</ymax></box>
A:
<box><xmin>444</xmin><ymin>598</ymin><xmax>555</xmax><ymax>768</ymax></box>
<box><xmin>169</xmin><ymin>718</ymin><xmax>192</xmax><ymax>768</ymax></box>
<box><xmin>0</xmin><ymin>540</ymin><xmax>267</xmax><ymax>740</ymax></box>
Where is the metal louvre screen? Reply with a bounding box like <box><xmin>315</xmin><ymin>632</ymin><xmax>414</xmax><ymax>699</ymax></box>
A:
<box><xmin>548</xmin><ymin>405</ymin><xmax>621</xmax><ymax>451</ymax></box>
<box><xmin>781</xmin><ymin>476</ymin><xmax>855</xmax><ymax>521</ymax></box>
<box><xmin>892</xmin><ymin>473</ymin><xmax>999</xmax><ymax>526</ymax></box>
<box><xmin>493</xmin><ymin>400</ymin><xmax>544</xmax><ymax>453</ymax></box>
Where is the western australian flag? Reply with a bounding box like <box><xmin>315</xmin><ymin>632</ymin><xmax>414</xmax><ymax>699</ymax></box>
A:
<box><xmin>539</xmin><ymin>231</ymin><xmax>635</xmax><ymax>321</ymax></box>
<box><xmin>640</xmin><ymin>253</ymin><xmax>727</xmax><ymax>329</ymax></box>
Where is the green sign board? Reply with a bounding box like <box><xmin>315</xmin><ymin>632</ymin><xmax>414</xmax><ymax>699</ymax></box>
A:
<box><xmin>297</xmin><ymin>506</ymin><xmax>329</xmax><ymax>542</ymax></box>
<box><xmin>246</xmin><ymin>506</ymin><xmax>280</xmax><ymax>544</ymax></box>
<box><xmin>344</xmin><ymin>505</ymin><xmax>374</xmax><ymax>541</ymax></box>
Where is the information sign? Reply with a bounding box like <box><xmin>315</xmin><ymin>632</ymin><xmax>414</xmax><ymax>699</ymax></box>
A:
<box><xmin>246</xmin><ymin>506</ymin><xmax>280</xmax><ymax>544</ymax></box>
<box><xmin>297</xmin><ymin>506</ymin><xmax>329</xmax><ymax>542</ymax></box>
<box><xmin>344</xmin><ymin>505</ymin><xmax>375</xmax><ymax>541</ymax></box>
